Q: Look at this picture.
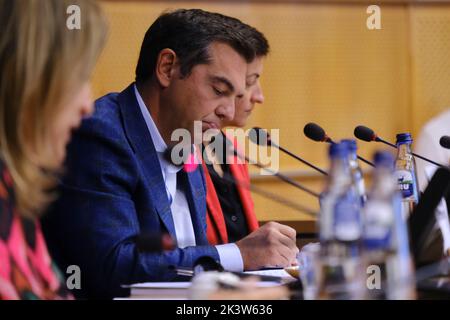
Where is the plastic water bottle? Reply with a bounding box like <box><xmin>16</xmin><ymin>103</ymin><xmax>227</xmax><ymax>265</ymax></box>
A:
<box><xmin>318</xmin><ymin>142</ymin><xmax>365</xmax><ymax>300</ymax></box>
<box><xmin>363</xmin><ymin>151</ymin><xmax>416</xmax><ymax>300</ymax></box>
<box><xmin>394</xmin><ymin>133</ymin><xmax>420</xmax><ymax>218</ymax></box>
<box><xmin>342</xmin><ymin>139</ymin><xmax>367</xmax><ymax>206</ymax></box>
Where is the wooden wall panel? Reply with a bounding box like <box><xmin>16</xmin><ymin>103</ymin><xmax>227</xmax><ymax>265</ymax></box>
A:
<box><xmin>409</xmin><ymin>5</ymin><xmax>450</xmax><ymax>134</ymax></box>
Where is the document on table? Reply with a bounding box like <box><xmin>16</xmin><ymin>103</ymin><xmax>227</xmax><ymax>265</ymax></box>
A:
<box><xmin>117</xmin><ymin>280</ymin><xmax>284</xmax><ymax>300</ymax></box>
<box><xmin>120</xmin><ymin>282</ymin><xmax>191</xmax><ymax>300</ymax></box>
<box><xmin>243</xmin><ymin>268</ymin><xmax>297</xmax><ymax>282</ymax></box>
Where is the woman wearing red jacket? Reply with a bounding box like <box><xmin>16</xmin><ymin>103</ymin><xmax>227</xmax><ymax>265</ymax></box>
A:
<box><xmin>203</xmin><ymin>34</ymin><xmax>269</xmax><ymax>245</ymax></box>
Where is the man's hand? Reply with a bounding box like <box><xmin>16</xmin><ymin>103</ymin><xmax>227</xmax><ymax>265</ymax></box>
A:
<box><xmin>235</xmin><ymin>222</ymin><xmax>299</xmax><ymax>270</ymax></box>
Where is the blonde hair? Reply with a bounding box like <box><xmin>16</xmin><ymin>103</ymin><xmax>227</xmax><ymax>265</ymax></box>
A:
<box><xmin>0</xmin><ymin>0</ymin><xmax>107</xmax><ymax>218</ymax></box>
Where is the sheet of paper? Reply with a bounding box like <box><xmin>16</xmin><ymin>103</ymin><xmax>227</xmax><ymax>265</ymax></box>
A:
<box><xmin>244</xmin><ymin>268</ymin><xmax>296</xmax><ymax>280</ymax></box>
<box><xmin>127</xmin><ymin>280</ymin><xmax>283</xmax><ymax>289</ymax></box>
<box><xmin>126</xmin><ymin>282</ymin><xmax>191</xmax><ymax>289</ymax></box>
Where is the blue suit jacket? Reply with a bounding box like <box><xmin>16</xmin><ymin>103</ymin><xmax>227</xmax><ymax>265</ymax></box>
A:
<box><xmin>43</xmin><ymin>84</ymin><xmax>219</xmax><ymax>299</ymax></box>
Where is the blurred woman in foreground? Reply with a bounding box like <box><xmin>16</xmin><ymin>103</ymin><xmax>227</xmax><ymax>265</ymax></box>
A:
<box><xmin>0</xmin><ymin>0</ymin><xmax>107</xmax><ymax>299</ymax></box>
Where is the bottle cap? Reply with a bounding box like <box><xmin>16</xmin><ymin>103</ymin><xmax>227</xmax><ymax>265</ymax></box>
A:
<box><xmin>396</xmin><ymin>133</ymin><xmax>413</xmax><ymax>145</ymax></box>
<box><xmin>341</xmin><ymin>139</ymin><xmax>357</xmax><ymax>153</ymax></box>
<box><xmin>329</xmin><ymin>142</ymin><xmax>349</xmax><ymax>158</ymax></box>
<box><xmin>374</xmin><ymin>151</ymin><xmax>394</xmax><ymax>169</ymax></box>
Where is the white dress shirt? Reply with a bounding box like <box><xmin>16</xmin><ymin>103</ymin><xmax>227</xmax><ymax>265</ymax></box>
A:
<box><xmin>134</xmin><ymin>85</ymin><xmax>243</xmax><ymax>271</ymax></box>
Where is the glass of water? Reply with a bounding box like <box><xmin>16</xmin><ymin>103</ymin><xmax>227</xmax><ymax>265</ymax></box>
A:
<box><xmin>298</xmin><ymin>242</ymin><xmax>321</xmax><ymax>300</ymax></box>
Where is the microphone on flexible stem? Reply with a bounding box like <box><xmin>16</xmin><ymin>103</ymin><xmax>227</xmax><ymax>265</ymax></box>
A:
<box><xmin>249</xmin><ymin>127</ymin><xmax>328</xmax><ymax>176</ymax></box>
<box><xmin>354</xmin><ymin>125</ymin><xmax>397</xmax><ymax>148</ymax></box>
<box><xmin>213</xmin><ymin>132</ymin><xmax>320</xmax><ymax>198</ymax></box>
<box><xmin>208</xmin><ymin>136</ymin><xmax>319</xmax><ymax>216</ymax></box>
<box><xmin>163</xmin><ymin>144</ymin><xmax>319</xmax><ymax>216</ymax></box>
<box><xmin>354</xmin><ymin>125</ymin><xmax>447</xmax><ymax>168</ymax></box>
<box><xmin>304</xmin><ymin>122</ymin><xmax>375</xmax><ymax>167</ymax></box>
<box><xmin>440</xmin><ymin>135</ymin><xmax>450</xmax><ymax>150</ymax></box>
<box><xmin>303</xmin><ymin>122</ymin><xmax>335</xmax><ymax>144</ymax></box>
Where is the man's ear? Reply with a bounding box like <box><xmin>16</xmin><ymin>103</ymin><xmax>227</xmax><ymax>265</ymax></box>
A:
<box><xmin>155</xmin><ymin>48</ymin><xmax>178</xmax><ymax>88</ymax></box>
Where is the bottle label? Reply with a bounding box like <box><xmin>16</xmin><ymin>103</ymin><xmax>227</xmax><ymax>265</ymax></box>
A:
<box><xmin>394</xmin><ymin>170</ymin><xmax>416</xmax><ymax>199</ymax></box>
<box><xmin>319</xmin><ymin>194</ymin><xmax>334</xmax><ymax>241</ymax></box>
<box><xmin>333</xmin><ymin>195</ymin><xmax>361</xmax><ymax>241</ymax></box>
<box><xmin>363</xmin><ymin>201</ymin><xmax>392</xmax><ymax>249</ymax></box>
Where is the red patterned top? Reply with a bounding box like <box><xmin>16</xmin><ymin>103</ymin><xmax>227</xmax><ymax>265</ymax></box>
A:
<box><xmin>0</xmin><ymin>159</ymin><xmax>72</xmax><ymax>300</ymax></box>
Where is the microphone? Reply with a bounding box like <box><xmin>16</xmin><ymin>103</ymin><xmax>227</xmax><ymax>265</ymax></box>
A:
<box><xmin>354</xmin><ymin>125</ymin><xmax>447</xmax><ymax>168</ymax></box>
<box><xmin>214</xmin><ymin>132</ymin><xmax>321</xmax><ymax>199</ymax></box>
<box><xmin>304</xmin><ymin>123</ymin><xmax>374</xmax><ymax>167</ymax></box>
<box><xmin>304</xmin><ymin>122</ymin><xmax>334</xmax><ymax>143</ymax></box>
<box><xmin>354</xmin><ymin>125</ymin><xmax>396</xmax><ymax>148</ymax></box>
<box><xmin>249</xmin><ymin>127</ymin><xmax>328</xmax><ymax>176</ymax></box>
<box><xmin>440</xmin><ymin>135</ymin><xmax>450</xmax><ymax>150</ymax></box>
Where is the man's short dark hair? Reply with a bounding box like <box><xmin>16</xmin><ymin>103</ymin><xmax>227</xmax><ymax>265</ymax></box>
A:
<box><xmin>135</xmin><ymin>9</ymin><xmax>269</xmax><ymax>85</ymax></box>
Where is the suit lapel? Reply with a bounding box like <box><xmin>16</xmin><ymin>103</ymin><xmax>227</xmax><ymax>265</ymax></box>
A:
<box><xmin>117</xmin><ymin>84</ymin><xmax>176</xmax><ymax>238</ymax></box>
<box><xmin>183</xmin><ymin>169</ymin><xmax>207</xmax><ymax>245</ymax></box>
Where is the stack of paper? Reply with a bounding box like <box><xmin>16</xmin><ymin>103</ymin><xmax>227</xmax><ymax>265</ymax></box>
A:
<box><xmin>124</xmin><ymin>282</ymin><xmax>191</xmax><ymax>300</ymax></box>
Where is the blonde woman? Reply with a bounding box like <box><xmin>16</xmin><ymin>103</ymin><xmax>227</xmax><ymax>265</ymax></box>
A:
<box><xmin>0</xmin><ymin>0</ymin><xmax>107</xmax><ymax>299</ymax></box>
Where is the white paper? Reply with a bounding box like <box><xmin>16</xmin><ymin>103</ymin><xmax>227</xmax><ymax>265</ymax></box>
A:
<box><xmin>127</xmin><ymin>282</ymin><xmax>191</xmax><ymax>289</ymax></box>
<box><xmin>244</xmin><ymin>268</ymin><xmax>296</xmax><ymax>281</ymax></box>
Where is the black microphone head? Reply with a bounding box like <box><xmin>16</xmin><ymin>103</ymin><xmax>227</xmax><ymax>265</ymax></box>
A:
<box><xmin>248</xmin><ymin>127</ymin><xmax>270</xmax><ymax>146</ymax></box>
<box><xmin>354</xmin><ymin>125</ymin><xmax>377</xmax><ymax>142</ymax></box>
<box><xmin>440</xmin><ymin>135</ymin><xmax>450</xmax><ymax>149</ymax></box>
<box><xmin>303</xmin><ymin>122</ymin><xmax>326</xmax><ymax>142</ymax></box>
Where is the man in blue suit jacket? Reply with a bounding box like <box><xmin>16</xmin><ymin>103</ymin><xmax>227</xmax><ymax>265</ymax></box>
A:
<box><xmin>43</xmin><ymin>9</ymin><xmax>298</xmax><ymax>299</ymax></box>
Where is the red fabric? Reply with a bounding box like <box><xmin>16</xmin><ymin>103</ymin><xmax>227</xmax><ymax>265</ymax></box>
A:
<box><xmin>204</xmin><ymin>141</ymin><xmax>259</xmax><ymax>245</ymax></box>
<box><xmin>0</xmin><ymin>160</ymin><xmax>72</xmax><ymax>300</ymax></box>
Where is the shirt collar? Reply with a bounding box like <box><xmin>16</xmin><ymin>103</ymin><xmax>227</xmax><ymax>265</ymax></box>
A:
<box><xmin>134</xmin><ymin>84</ymin><xmax>181</xmax><ymax>174</ymax></box>
<box><xmin>134</xmin><ymin>84</ymin><xmax>167</xmax><ymax>153</ymax></box>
